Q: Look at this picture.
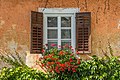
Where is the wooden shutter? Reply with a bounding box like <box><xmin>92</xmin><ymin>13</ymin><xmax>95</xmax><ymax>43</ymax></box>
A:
<box><xmin>76</xmin><ymin>12</ymin><xmax>91</xmax><ymax>53</ymax></box>
<box><xmin>31</xmin><ymin>11</ymin><xmax>43</xmax><ymax>54</ymax></box>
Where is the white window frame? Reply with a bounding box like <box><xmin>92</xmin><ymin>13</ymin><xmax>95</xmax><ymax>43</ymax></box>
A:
<box><xmin>38</xmin><ymin>8</ymin><xmax>80</xmax><ymax>50</ymax></box>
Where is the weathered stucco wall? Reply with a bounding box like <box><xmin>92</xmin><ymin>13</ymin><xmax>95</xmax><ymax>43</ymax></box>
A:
<box><xmin>0</xmin><ymin>0</ymin><xmax>120</xmax><ymax>60</ymax></box>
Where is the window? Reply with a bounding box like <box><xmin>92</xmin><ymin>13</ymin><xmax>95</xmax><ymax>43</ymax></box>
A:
<box><xmin>30</xmin><ymin>8</ymin><xmax>91</xmax><ymax>54</ymax></box>
<box><xmin>44</xmin><ymin>14</ymin><xmax>75</xmax><ymax>49</ymax></box>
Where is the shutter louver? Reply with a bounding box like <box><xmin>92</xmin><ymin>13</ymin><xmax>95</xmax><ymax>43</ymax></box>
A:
<box><xmin>76</xmin><ymin>12</ymin><xmax>91</xmax><ymax>53</ymax></box>
<box><xmin>31</xmin><ymin>11</ymin><xmax>43</xmax><ymax>54</ymax></box>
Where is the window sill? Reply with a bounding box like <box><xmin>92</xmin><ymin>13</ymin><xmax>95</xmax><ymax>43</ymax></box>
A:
<box><xmin>78</xmin><ymin>51</ymin><xmax>91</xmax><ymax>54</ymax></box>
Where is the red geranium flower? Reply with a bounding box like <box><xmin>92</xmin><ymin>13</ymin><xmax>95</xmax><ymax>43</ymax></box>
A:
<box><xmin>65</xmin><ymin>62</ymin><xmax>71</xmax><ymax>66</ymax></box>
<box><xmin>77</xmin><ymin>59</ymin><xmax>81</xmax><ymax>64</ymax></box>
<box><xmin>70</xmin><ymin>54</ymin><xmax>74</xmax><ymax>56</ymax></box>
<box><xmin>72</xmin><ymin>68</ymin><xmax>76</xmax><ymax>72</ymax></box>
<box><xmin>68</xmin><ymin>67</ymin><xmax>71</xmax><ymax>71</ymax></box>
<box><xmin>45</xmin><ymin>44</ymin><xmax>48</xmax><ymax>46</ymax></box>
<box><xmin>55</xmin><ymin>69</ymin><xmax>60</xmax><ymax>73</ymax></box>
<box><xmin>56</xmin><ymin>62</ymin><xmax>60</xmax><ymax>64</ymax></box>
<box><xmin>65</xmin><ymin>44</ymin><xmax>69</xmax><ymax>47</ymax></box>
<box><xmin>74</xmin><ymin>66</ymin><xmax>78</xmax><ymax>68</ymax></box>
<box><xmin>55</xmin><ymin>66</ymin><xmax>59</xmax><ymax>70</ymax></box>
<box><xmin>69</xmin><ymin>46</ymin><xmax>72</xmax><ymax>49</ymax></box>
<box><xmin>76</xmin><ymin>51</ymin><xmax>80</xmax><ymax>55</ymax></box>
<box><xmin>60</xmin><ymin>67</ymin><xmax>65</xmax><ymax>71</ymax></box>
<box><xmin>59</xmin><ymin>63</ymin><xmax>65</xmax><ymax>68</ymax></box>
<box><xmin>69</xmin><ymin>58</ymin><xmax>73</xmax><ymax>62</ymax></box>
<box><xmin>50</xmin><ymin>43</ymin><xmax>57</xmax><ymax>47</ymax></box>
<box><xmin>41</xmin><ymin>64</ymin><xmax>44</xmax><ymax>68</ymax></box>
<box><xmin>47</xmin><ymin>62</ymin><xmax>51</xmax><ymax>65</ymax></box>
<box><xmin>61</xmin><ymin>63</ymin><xmax>65</xmax><ymax>67</ymax></box>
<box><xmin>51</xmin><ymin>58</ymin><xmax>56</xmax><ymax>61</ymax></box>
<box><xmin>59</xmin><ymin>51</ymin><xmax>64</xmax><ymax>55</ymax></box>
<box><xmin>63</xmin><ymin>44</ymin><xmax>69</xmax><ymax>48</ymax></box>
<box><xmin>51</xmin><ymin>62</ymin><xmax>54</xmax><ymax>65</ymax></box>
<box><xmin>42</xmin><ymin>49</ymin><xmax>45</xmax><ymax>53</ymax></box>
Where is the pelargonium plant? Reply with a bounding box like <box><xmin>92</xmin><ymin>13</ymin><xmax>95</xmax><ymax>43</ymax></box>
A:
<box><xmin>37</xmin><ymin>44</ymin><xmax>81</xmax><ymax>79</ymax></box>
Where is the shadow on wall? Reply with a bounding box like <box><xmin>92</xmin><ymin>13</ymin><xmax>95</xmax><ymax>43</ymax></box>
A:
<box><xmin>0</xmin><ymin>49</ymin><xmax>26</xmax><ymax>69</ymax></box>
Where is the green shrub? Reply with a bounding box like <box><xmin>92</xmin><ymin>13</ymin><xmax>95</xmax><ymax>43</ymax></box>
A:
<box><xmin>0</xmin><ymin>51</ymin><xmax>48</xmax><ymax>80</ymax></box>
<box><xmin>0</xmin><ymin>66</ymin><xmax>47</xmax><ymax>80</ymax></box>
<box><xmin>78</xmin><ymin>56</ymin><xmax>120</xmax><ymax>80</ymax></box>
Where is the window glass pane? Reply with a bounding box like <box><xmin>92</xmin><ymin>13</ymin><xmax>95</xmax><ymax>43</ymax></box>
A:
<box><xmin>61</xmin><ymin>17</ymin><xmax>71</xmax><ymax>27</ymax></box>
<box><xmin>48</xmin><ymin>40</ymin><xmax>58</xmax><ymax>49</ymax></box>
<box><xmin>48</xmin><ymin>29</ymin><xmax>58</xmax><ymax>39</ymax></box>
<box><xmin>61</xmin><ymin>40</ymin><xmax>71</xmax><ymax>47</ymax></box>
<box><xmin>47</xmin><ymin>17</ymin><xmax>57</xmax><ymax>27</ymax></box>
<box><xmin>61</xmin><ymin>29</ymin><xmax>71</xmax><ymax>39</ymax></box>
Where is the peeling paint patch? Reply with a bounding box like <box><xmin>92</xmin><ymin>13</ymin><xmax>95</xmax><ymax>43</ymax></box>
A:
<box><xmin>0</xmin><ymin>20</ymin><xmax>5</xmax><ymax>28</ymax></box>
<box><xmin>12</xmin><ymin>24</ymin><xmax>17</xmax><ymax>30</ymax></box>
<box><xmin>117</xmin><ymin>41</ymin><xmax>120</xmax><ymax>48</ymax></box>
<box><xmin>19</xmin><ymin>45</ymin><xmax>29</xmax><ymax>51</ymax></box>
<box><xmin>22</xmin><ymin>30</ymin><xmax>27</xmax><ymax>33</ymax></box>
<box><xmin>7</xmin><ymin>39</ymin><xmax>18</xmax><ymax>50</ymax></box>
<box><xmin>118</xmin><ymin>20</ymin><xmax>120</xmax><ymax>29</ymax></box>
